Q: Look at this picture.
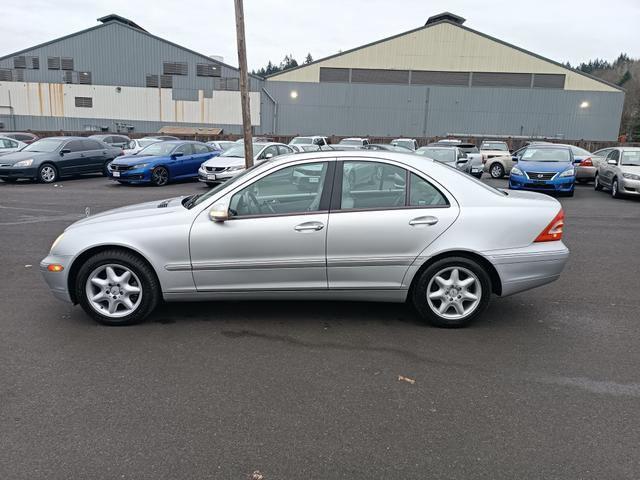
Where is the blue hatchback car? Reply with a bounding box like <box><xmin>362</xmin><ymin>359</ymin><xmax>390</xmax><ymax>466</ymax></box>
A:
<box><xmin>509</xmin><ymin>145</ymin><xmax>575</xmax><ymax>197</ymax></box>
<box><xmin>108</xmin><ymin>140</ymin><xmax>219</xmax><ymax>186</ymax></box>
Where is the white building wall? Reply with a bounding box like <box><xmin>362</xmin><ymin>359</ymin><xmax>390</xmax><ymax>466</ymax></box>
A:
<box><xmin>0</xmin><ymin>82</ymin><xmax>260</xmax><ymax>126</ymax></box>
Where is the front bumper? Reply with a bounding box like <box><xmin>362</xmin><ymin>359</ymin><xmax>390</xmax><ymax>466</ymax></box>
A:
<box><xmin>486</xmin><ymin>242</ymin><xmax>570</xmax><ymax>297</ymax></box>
<box><xmin>509</xmin><ymin>174</ymin><xmax>574</xmax><ymax>193</ymax></box>
<box><xmin>40</xmin><ymin>254</ymin><xmax>74</xmax><ymax>303</ymax></box>
<box><xmin>198</xmin><ymin>168</ymin><xmax>242</xmax><ymax>183</ymax></box>
<box><xmin>620</xmin><ymin>177</ymin><xmax>640</xmax><ymax>196</ymax></box>
<box><xmin>0</xmin><ymin>166</ymin><xmax>38</xmax><ymax>180</ymax></box>
<box><xmin>108</xmin><ymin>166</ymin><xmax>152</xmax><ymax>184</ymax></box>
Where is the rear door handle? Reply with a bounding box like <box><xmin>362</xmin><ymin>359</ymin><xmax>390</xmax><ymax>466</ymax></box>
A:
<box><xmin>294</xmin><ymin>221</ymin><xmax>324</xmax><ymax>232</ymax></box>
<box><xmin>409</xmin><ymin>216</ymin><xmax>438</xmax><ymax>226</ymax></box>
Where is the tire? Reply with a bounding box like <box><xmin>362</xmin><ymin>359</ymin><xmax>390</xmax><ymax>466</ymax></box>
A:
<box><xmin>75</xmin><ymin>249</ymin><xmax>160</xmax><ymax>326</ymax></box>
<box><xmin>489</xmin><ymin>163</ymin><xmax>504</xmax><ymax>179</ymax></box>
<box><xmin>612</xmin><ymin>178</ymin><xmax>622</xmax><ymax>198</ymax></box>
<box><xmin>563</xmin><ymin>190</ymin><xmax>574</xmax><ymax>197</ymax></box>
<box><xmin>38</xmin><ymin>163</ymin><xmax>58</xmax><ymax>183</ymax></box>
<box><xmin>151</xmin><ymin>166</ymin><xmax>169</xmax><ymax>186</ymax></box>
<box><xmin>102</xmin><ymin>160</ymin><xmax>112</xmax><ymax>176</ymax></box>
<box><xmin>594</xmin><ymin>174</ymin><xmax>602</xmax><ymax>191</ymax></box>
<box><xmin>412</xmin><ymin>256</ymin><xmax>491</xmax><ymax>328</ymax></box>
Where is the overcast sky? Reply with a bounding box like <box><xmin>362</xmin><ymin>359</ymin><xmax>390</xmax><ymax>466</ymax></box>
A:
<box><xmin>4</xmin><ymin>0</ymin><xmax>639</xmax><ymax>70</ymax></box>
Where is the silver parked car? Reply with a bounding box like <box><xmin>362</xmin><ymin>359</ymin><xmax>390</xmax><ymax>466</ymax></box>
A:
<box><xmin>594</xmin><ymin>147</ymin><xmax>640</xmax><ymax>198</ymax></box>
<box><xmin>41</xmin><ymin>151</ymin><xmax>569</xmax><ymax>328</ymax></box>
<box><xmin>415</xmin><ymin>146</ymin><xmax>483</xmax><ymax>178</ymax></box>
<box><xmin>0</xmin><ymin>136</ymin><xmax>27</xmax><ymax>156</ymax></box>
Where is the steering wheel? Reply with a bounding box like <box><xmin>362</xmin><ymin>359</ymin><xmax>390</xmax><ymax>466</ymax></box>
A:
<box><xmin>246</xmin><ymin>191</ymin><xmax>276</xmax><ymax>215</ymax></box>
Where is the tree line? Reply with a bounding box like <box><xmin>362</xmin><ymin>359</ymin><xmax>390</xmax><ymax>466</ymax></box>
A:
<box><xmin>252</xmin><ymin>53</ymin><xmax>313</xmax><ymax>77</ymax></box>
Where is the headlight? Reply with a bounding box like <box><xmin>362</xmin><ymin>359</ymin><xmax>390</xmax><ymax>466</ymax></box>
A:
<box><xmin>559</xmin><ymin>168</ymin><xmax>575</xmax><ymax>178</ymax></box>
<box><xmin>622</xmin><ymin>173</ymin><xmax>640</xmax><ymax>180</ymax></box>
<box><xmin>511</xmin><ymin>166</ymin><xmax>523</xmax><ymax>176</ymax></box>
<box><xmin>50</xmin><ymin>233</ymin><xmax>64</xmax><ymax>253</ymax></box>
<box><xmin>13</xmin><ymin>159</ymin><xmax>33</xmax><ymax>167</ymax></box>
<box><xmin>133</xmin><ymin>163</ymin><xmax>149</xmax><ymax>169</ymax></box>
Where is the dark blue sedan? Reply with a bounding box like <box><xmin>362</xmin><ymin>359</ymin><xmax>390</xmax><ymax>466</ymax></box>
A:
<box><xmin>509</xmin><ymin>145</ymin><xmax>576</xmax><ymax>197</ymax></box>
<box><xmin>108</xmin><ymin>141</ymin><xmax>219</xmax><ymax>186</ymax></box>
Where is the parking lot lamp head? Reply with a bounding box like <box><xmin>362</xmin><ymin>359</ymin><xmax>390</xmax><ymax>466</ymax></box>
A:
<box><xmin>290</xmin><ymin>90</ymin><xmax>298</xmax><ymax>99</ymax></box>
<box><xmin>580</xmin><ymin>101</ymin><xmax>590</xmax><ymax>109</ymax></box>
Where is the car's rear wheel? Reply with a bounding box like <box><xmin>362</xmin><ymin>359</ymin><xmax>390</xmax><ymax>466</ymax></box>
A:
<box><xmin>412</xmin><ymin>257</ymin><xmax>491</xmax><ymax>328</ymax></box>
<box><xmin>38</xmin><ymin>163</ymin><xmax>58</xmax><ymax>183</ymax></box>
<box><xmin>102</xmin><ymin>160</ymin><xmax>112</xmax><ymax>176</ymax></box>
<box><xmin>594</xmin><ymin>174</ymin><xmax>602</xmax><ymax>191</ymax></box>
<box><xmin>151</xmin><ymin>166</ymin><xmax>169</xmax><ymax>186</ymax></box>
<box><xmin>612</xmin><ymin>178</ymin><xmax>622</xmax><ymax>198</ymax></box>
<box><xmin>489</xmin><ymin>163</ymin><xmax>504</xmax><ymax>179</ymax></box>
<box><xmin>75</xmin><ymin>249</ymin><xmax>160</xmax><ymax>325</ymax></box>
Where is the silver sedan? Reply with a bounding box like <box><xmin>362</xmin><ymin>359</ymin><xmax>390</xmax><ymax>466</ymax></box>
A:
<box><xmin>41</xmin><ymin>151</ymin><xmax>569</xmax><ymax>328</ymax></box>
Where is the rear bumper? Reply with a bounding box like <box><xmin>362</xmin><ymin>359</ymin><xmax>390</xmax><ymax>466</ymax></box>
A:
<box><xmin>40</xmin><ymin>254</ymin><xmax>74</xmax><ymax>303</ymax></box>
<box><xmin>576</xmin><ymin>166</ymin><xmax>596</xmax><ymax>180</ymax></box>
<box><xmin>486</xmin><ymin>243</ymin><xmax>570</xmax><ymax>296</ymax></box>
<box><xmin>509</xmin><ymin>174</ymin><xmax>574</xmax><ymax>193</ymax></box>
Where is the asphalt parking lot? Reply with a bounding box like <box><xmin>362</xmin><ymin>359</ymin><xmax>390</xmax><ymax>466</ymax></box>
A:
<box><xmin>1</xmin><ymin>174</ymin><xmax>640</xmax><ymax>479</ymax></box>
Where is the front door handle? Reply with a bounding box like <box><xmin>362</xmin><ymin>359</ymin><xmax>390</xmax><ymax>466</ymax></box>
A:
<box><xmin>294</xmin><ymin>221</ymin><xmax>324</xmax><ymax>232</ymax></box>
<box><xmin>409</xmin><ymin>216</ymin><xmax>438</xmax><ymax>226</ymax></box>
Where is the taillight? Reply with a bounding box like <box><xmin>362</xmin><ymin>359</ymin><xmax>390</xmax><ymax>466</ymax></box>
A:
<box><xmin>579</xmin><ymin>157</ymin><xmax>593</xmax><ymax>167</ymax></box>
<box><xmin>534</xmin><ymin>209</ymin><xmax>564</xmax><ymax>242</ymax></box>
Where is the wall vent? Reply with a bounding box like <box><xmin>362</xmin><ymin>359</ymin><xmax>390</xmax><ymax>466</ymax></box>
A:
<box><xmin>75</xmin><ymin>97</ymin><xmax>93</xmax><ymax>108</ymax></box>
<box><xmin>163</xmin><ymin>62</ymin><xmax>188</xmax><ymax>76</ymax></box>
<box><xmin>47</xmin><ymin>57</ymin><xmax>60</xmax><ymax>70</ymax></box>
<box><xmin>196</xmin><ymin>63</ymin><xmax>220</xmax><ymax>77</ymax></box>
<box><xmin>13</xmin><ymin>56</ymin><xmax>26</xmax><ymax>69</ymax></box>
<box><xmin>146</xmin><ymin>74</ymin><xmax>159</xmax><ymax>87</ymax></box>
<box><xmin>61</xmin><ymin>57</ymin><xmax>74</xmax><ymax>71</ymax></box>
<box><xmin>160</xmin><ymin>75</ymin><xmax>173</xmax><ymax>88</ymax></box>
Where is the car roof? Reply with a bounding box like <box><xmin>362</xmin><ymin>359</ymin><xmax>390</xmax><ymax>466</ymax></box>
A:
<box><xmin>267</xmin><ymin>149</ymin><xmax>426</xmax><ymax>168</ymax></box>
<box><xmin>35</xmin><ymin>136</ymin><xmax>85</xmax><ymax>140</ymax></box>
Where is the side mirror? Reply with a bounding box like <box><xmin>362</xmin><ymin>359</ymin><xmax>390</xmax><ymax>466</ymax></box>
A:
<box><xmin>607</xmin><ymin>159</ymin><xmax>617</xmax><ymax>165</ymax></box>
<box><xmin>512</xmin><ymin>156</ymin><xmax>519</xmax><ymax>162</ymax></box>
<box><xmin>171</xmin><ymin>152</ymin><xmax>184</xmax><ymax>159</ymax></box>
<box><xmin>128</xmin><ymin>141</ymin><xmax>136</xmax><ymax>149</ymax></box>
<box><xmin>264</xmin><ymin>153</ymin><xmax>274</xmax><ymax>159</ymax></box>
<box><xmin>60</xmin><ymin>149</ymin><xmax>71</xmax><ymax>155</ymax></box>
<box><xmin>209</xmin><ymin>202</ymin><xmax>230</xmax><ymax>222</ymax></box>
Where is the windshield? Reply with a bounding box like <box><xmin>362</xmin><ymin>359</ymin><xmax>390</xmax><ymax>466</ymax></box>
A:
<box><xmin>521</xmin><ymin>147</ymin><xmax>571</xmax><ymax>162</ymax></box>
<box><xmin>23</xmin><ymin>138</ymin><xmax>65</xmax><ymax>152</ymax></box>
<box><xmin>221</xmin><ymin>143</ymin><xmax>260</xmax><ymax>158</ymax></box>
<box><xmin>417</xmin><ymin>148</ymin><xmax>455</xmax><ymax>163</ymax></box>
<box><xmin>621</xmin><ymin>151</ymin><xmax>640</xmax><ymax>166</ymax></box>
<box><xmin>459</xmin><ymin>146</ymin><xmax>479</xmax><ymax>154</ymax></box>
<box><xmin>339</xmin><ymin>139</ymin><xmax>361</xmax><ymax>145</ymax></box>
<box><xmin>290</xmin><ymin>137</ymin><xmax>313</xmax><ymax>145</ymax></box>
<box><xmin>186</xmin><ymin>162</ymin><xmax>266</xmax><ymax>209</ymax></box>
<box><xmin>139</xmin><ymin>139</ymin><xmax>160</xmax><ymax>148</ymax></box>
<box><xmin>137</xmin><ymin>142</ymin><xmax>178</xmax><ymax>156</ymax></box>
<box><xmin>481</xmin><ymin>142</ymin><xmax>508</xmax><ymax>151</ymax></box>
<box><xmin>393</xmin><ymin>140</ymin><xmax>414</xmax><ymax>149</ymax></box>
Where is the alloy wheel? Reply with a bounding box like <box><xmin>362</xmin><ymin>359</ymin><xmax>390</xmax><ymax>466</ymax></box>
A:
<box><xmin>152</xmin><ymin>167</ymin><xmax>169</xmax><ymax>186</ymax></box>
<box><xmin>40</xmin><ymin>165</ymin><xmax>56</xmax><ymax>183</ymax></box>
<box><xmin>85</xmin><ymin>264</ymin><xmax>142</xmax><ymax>318</ymax></box>
<box><xmin>490</xmin><ymin>164</ymin><xmax>504</xmax><ymax>179</ymax></box>
<box><xmin>426</xmin><ymin>266</ymin><xmax>482</xmax><ymax>320</ymax></box>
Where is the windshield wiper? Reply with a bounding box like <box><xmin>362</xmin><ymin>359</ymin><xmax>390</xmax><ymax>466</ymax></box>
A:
<box><xmin>182</xmin><ymin>193</ymin><xmax>201</xmax><ymax>209</ymax></box>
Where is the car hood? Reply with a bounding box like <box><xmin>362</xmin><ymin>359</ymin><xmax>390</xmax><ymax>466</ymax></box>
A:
<box><xmin>620</xmin><ymin>165</ymin><xmax>640</xmax><ymax>174</ymax></box>
<box><xmin>201</xmin><ymin>156</ymin><xmax>245</xmax><ymax>168</ymax></box>
<box><xmin>67</xmin><ymin>196</ymin><xmax>186</xmax><ymax>229</ymax></box>
<box><xmin>111</xmin><ymin>154</ymin><xmax>166</xmax><ymax>166</ymax></box>
<box><xmin>0</xmin><ymin>151</ymin><xmax>49</xmax><ymax>164</ymax></box>
<box><xmin>517</xmin><ymin>161</ymin><xmax>572</xmax><ymax>172</ymax></box>
<box><xmin>482</xmin><ymin>150</ymin><xmax>510</xmax><ymax>156</ymax></box>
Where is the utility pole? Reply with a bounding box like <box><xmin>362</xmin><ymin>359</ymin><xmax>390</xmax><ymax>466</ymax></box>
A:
<box><xmin>234</xmin><ymin>0</ymin><xmax>253</xmax><ymax>168</ymax></box>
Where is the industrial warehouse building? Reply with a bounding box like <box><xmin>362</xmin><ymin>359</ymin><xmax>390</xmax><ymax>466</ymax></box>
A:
<box><xmin>0</xmin><ymin>12</ymin><xmax>625</xmax><ymax>140</ymax></box>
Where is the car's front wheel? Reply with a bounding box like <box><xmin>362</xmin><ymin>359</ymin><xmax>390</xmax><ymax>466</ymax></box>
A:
<box><xmin>151</xmin><ymin>166</ymin><xmax>169</xmax><ymax>186</ymax></box>
<box><xmin>75</xmin><ymin>249</ymin><xmax>160</xmax><ymax>325</ymax></box>
<box><xmin>412</xmin><ymin>257</ymin><xmax>491</xmax><ymax>328</ymax></box>
<box><xmin>38</xmin><ymin>163</ymin><xmax>58</xmax><ymax>183</ymax></box>
<box><xmin>489</xmin><ymin>163</ymin><xmax>504</xmax><ymax>179</ymax></box>
<box><xmin>612</xmin><ymin>178</ymin><xmax>622</xmax><ymax>198</ymax></box>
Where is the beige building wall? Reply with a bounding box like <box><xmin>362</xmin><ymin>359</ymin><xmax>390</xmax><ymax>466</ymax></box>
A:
<box><xmin>268</xmin><ymin>22</ymin><xmax>617</xmax><ymax>92</ymax></box>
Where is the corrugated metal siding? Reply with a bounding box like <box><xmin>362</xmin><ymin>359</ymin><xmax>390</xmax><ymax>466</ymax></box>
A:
<box><xmin>260</xmin><ymin>81</ymin><xmax>623</xmax><ymax>141</ymax></box>
<box><xmin>0</xmin><ymin>22</ymin><xmax>258</xmax><ymax>91</ymax></box>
